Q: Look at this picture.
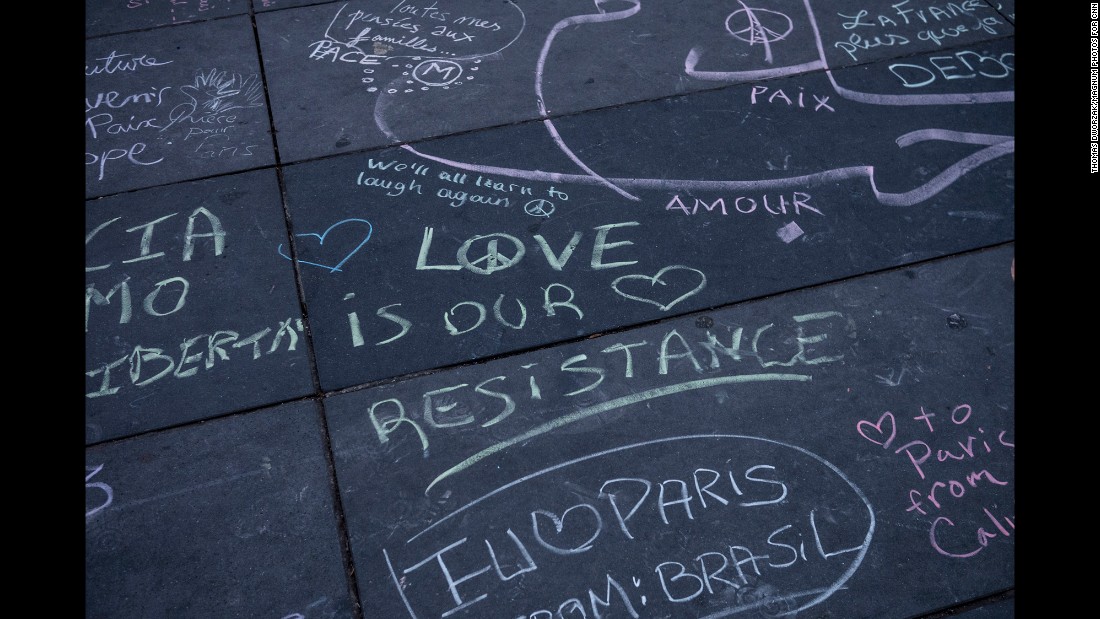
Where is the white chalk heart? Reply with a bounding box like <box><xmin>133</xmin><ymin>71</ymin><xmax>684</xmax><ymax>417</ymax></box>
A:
<box><xmin>530</xmin><ymin>504</ymin><xmax>603</xmax><ymax>555</ymax></box>
<box><xmin>611</xmin><ymin>265</ymin><xmax>707</xmax><ymax>311</ymax></box>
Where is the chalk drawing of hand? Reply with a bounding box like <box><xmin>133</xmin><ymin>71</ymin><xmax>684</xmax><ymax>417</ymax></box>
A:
<box><xmin>379</xmin><ymin>0</ymin><xmax>1012</xmax><ymax>210</ymax></box>
<box><xmin>180</xmin><ymin>69</ymin><xmax>265</xmax><ymax>114</ymax></box>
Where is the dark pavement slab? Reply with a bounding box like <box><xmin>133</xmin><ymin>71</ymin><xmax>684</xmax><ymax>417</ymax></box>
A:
<box><xmin>86</xmin><ymin>1</ymin><xmax>1016</xmax><ymax>617</ymax></box>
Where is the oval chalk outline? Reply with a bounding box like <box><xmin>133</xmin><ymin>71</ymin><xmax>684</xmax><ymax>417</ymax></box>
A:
<box><xmin>407</xmin><ymin>433</ymin><xmax>874</xmax><ymax>615</ymax></box>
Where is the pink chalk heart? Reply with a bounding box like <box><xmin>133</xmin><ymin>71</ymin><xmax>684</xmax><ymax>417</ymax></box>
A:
<box><xmin>277</xmin><ymin>218</ymin><xmax>372</xmax><ymax>273</ymax></box>
<box><xmin>611</xmin><ymin>265</ymin><xmax>707</xmax><ymax>311</ymax></box>
<box><xmin>856</xmin><ymin>411</ymin><xmax>897</xmax><ymax>449</ymax></box>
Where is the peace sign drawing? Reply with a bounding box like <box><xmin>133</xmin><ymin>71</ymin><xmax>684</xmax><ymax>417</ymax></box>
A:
<box><xmin>370</xmin><ymin>0</ymin><xmax>1013</xmax><ymax>209</ymax></box>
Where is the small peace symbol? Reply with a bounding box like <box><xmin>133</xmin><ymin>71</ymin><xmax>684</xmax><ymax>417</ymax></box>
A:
<box><xmin>524</xmin><ymin>199</ymin><xmax>556</xmax><ymax>217</ymax></box>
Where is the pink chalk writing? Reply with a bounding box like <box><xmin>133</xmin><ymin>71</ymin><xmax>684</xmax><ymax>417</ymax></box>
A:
<box><xmin>854</xmin><ymin>402</ymin><xmax>1013</xmax><ymax>559</ymax></box>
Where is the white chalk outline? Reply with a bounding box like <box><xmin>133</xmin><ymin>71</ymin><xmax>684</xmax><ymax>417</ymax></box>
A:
<box><xmin>403</xmin><ymin>433</ymin><xmax>875</xmax><ymax>617</ymax></box>
<box><xmin>534</xmin><ymin>0</ymin><xmax>642</xmax><ymax>200</ymax></box>
<box><xmin>423</xmin><ymin>373</ymin><xmax>812</xmax><ymax>495</ymax></box>
<box><xmin>371</xmin><ymin>0</ymin><xmax>1014</xmax><ymax>208</ymax></box>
